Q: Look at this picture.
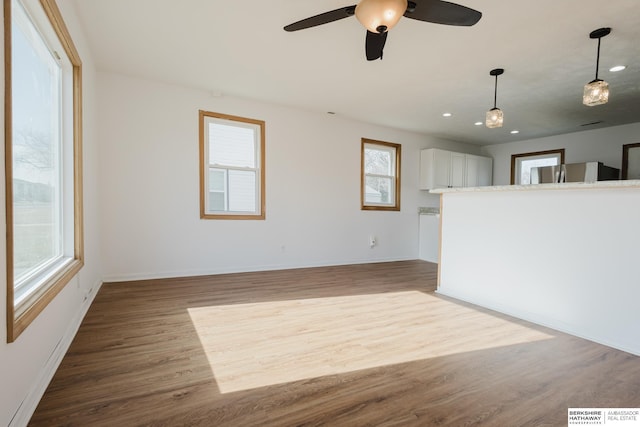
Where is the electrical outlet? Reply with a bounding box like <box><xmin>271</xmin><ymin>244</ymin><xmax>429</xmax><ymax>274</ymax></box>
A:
<box><xmin>369</xmin><ymin>235</ymin><xmax>377</xmax><ymax>248</ymax></box>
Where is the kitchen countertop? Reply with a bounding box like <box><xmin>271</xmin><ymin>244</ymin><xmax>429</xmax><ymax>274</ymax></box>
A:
<box><xmin>418</xmin><ymin>207</ymin><xmax>440</xmax><ymax>215</ymax></box>
<box><xmin>430</xmin><ymin>179</ymin><xmax>640</xmax><ymax>194</ymax></box>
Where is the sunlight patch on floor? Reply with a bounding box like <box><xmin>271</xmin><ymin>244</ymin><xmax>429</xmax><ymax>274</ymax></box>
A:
<box><xmin>187</xmin><ymin>290</ymin><xmax>554</xmax><ymax>393</ymax></box>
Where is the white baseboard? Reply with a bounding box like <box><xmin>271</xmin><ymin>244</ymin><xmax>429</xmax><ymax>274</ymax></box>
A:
<box><xmin>102</xmin><ymin>256</ymin><xmax>414</xmax><ymax>283</ymax></box>
<box><xmin>9</xmin><ymin>280</ymin><xmax>103</xmax><ymax>427</ymax></box>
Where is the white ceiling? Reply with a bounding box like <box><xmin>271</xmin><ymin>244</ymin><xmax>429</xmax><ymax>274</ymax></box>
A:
<box><xmin>71</xmin><ymin>0</ymin><xmax>640</xmax><ymax>145</ymax></box>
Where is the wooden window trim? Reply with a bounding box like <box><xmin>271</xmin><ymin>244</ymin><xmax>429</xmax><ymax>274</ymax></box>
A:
<box><xmin>5</xmin><ymin>0</ymin><xmax>84</xmax><ymax>342</ymax></box>
<box><xmin>622</xmin><ymin>142</ymin><xmax>640</xmax><ymax>180</ymax></box>
<box><xmin>361</xmin><ymin>138</ymin><xmax>401</xmax><ymax>211</ymax></box>
<box><xmin>510</xmin><ymin>149</ymin><xmax>565</xmax><ymax>185</ymax></box>
<box><xmin>199</xmin><ymin>110</ymin><xmax>266</xmax><ymax>220</ymax></box>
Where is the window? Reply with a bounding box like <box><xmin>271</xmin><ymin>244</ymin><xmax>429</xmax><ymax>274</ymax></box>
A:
<box><xmin>622</xmin><ymin>143</ymin><xmax>640</xmax><ymax>180</ymax></box>
<box><xmin>361</xmin><ymin>138</ymin><xmax>401</xmax><ymax>211</ymax></box>
<box><xmin>199</xmin><ymin>111</ymin><xmax>265</xmax><ymax>219</ymax></box>
<box><xmin>511</xmin><ymin>149</ymin><xmax>565</xmax><ymax>185</ymax></box>
<box><xmin>5</xmin><ymin>0</ymin><xmax>84</xmax><ymax>342</ymax></box>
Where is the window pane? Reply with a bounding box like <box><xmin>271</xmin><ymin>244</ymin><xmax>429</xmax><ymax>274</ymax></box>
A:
<box><xmin>365</xmin><ymin>147</ymin><xmax>392</xmax><ymax>175</ymax></box>
<box><xmin>209</xmin><ymin>123</ymin><xmax>256</xmax><ymax>168</ymax></box>
<box><xmin>208</xmin><ymin>168</ymin><xmax>226</xmax><ymax>211</ymax></box>
<box><xmin>209</xmin><ymin>168</ymin><xmax>226</xmax><ymax>192</ymax></box>
<box><xmin>228</xmin><ymin>170</ymin><xmax>256</xmax><ymax>212</ymax></box>
<box><xmin>365</xmin><ymin>176</ymin><xmax>393</xmax><ymax>204</ymax></box>
<box><xmin>520</xmin><ymin>156</ymin><xmax>560</xmax><ymax>185</ymax></box>
<box><xmin>208</xmin><ymin>192</ymin><xmax>225</xmax><ymax>211</ymax></box>
<box><xmin>12</xmin><ymin>1</ymin><xmax>63</xmax><ymax>284</ymax></box>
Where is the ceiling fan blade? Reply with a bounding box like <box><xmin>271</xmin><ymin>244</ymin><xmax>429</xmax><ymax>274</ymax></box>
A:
<box><xmin>365</xmin><ymin>30</ymin><xmax>388</xmax><ymax>61</ymax></box>
<box><xmin>404</xmin><ymin>0</ymin><xmax>481</xmax><ymax>26</ymax></box>
<box><xmin>284</xmin><ymin>6</ymin><xmax>356</xmax><ymax>32</ymax></box>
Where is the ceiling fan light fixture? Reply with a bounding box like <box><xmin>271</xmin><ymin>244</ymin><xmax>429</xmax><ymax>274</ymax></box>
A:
<box><xmin>583</xmin><ymin>27</ymin><xmax>611</xmax><ymax>107</ymax></box>
<box><xmin>355</xmin><ymin>0</ymin><xmax>408</xmax><ymax>33</ymax></box>
<box><xmin>486</xmin><ymin>68</ymin><xmax>504</xmax><ymax>128</ymax></box>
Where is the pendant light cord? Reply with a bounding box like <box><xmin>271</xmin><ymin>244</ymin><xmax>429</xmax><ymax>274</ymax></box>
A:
<box><xmin>493</xmin><ymin>74</ymin><xmax>498</xmax><ymax>108</ymax></box>
<box><xmin>595</xmin><ymin>37</ymin><xmax>601</xmax><ymax>80</ymax></box>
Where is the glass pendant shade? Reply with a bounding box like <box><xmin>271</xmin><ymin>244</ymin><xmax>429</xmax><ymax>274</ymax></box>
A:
<box><xmin>486</xmin><ymin>107</ymin><xmax>503</xmax><ymax>128</ymax></box>
<box><xmin>583</xmin><ymin>79</ymin><xmax>609</xmax><ymax>106</ymax></box>
<box><xmin>355</xmin><ymin>0</ymin><xmax>407</xmax><ymax>33</ymax></box>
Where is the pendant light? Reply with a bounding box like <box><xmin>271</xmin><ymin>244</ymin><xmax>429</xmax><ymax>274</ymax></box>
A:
<box><xmin>355</xmin><ymin>0</ymin><xmax>408</xmax><ymax>33</ymax></box>
<box><xmin>583</xmin><ymin>27</ymin><xmax>611</xmax><ymax>107</ymax></box>
<box><xmin>486</xmin><ymin>68</ymin><xmax>504</xmax><ymax>128</ymax></box>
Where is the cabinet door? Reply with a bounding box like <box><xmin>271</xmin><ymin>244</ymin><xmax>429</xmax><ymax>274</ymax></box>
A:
<box><xmin>420</xmin><ymin>149</ymin><xmax>451</xmax><ymax>190</ymax></box>
<box><xmin>466</xmin><ymin>155</ymin><xmax>493</xmax><ymax>187</ymax></box>
<box><xmin>419</xmin><ymin>214</ymin><xmax>440</xmax><ymax>263</ymax></box>
<box><xmin>465</xmin><ymin>155</ymin><xmax>480</xmax><ymax>187</ymax></box>
<box><xmin>432</xmin><ymin>149</ymin><xmax>452</xmax><ymax>189</ymax></box>
<box><xmin>450</xmin><ymin>152</ymin><xmax>466</xmax><ymax>188</ymax></box>
<box><xmin>419</xmin><ymin>150</ymin><xmax>433</xmax><ymax>190</ymax></box>
<box><xmin>477</xmin><ymin>156</ymin><xmax>493</xmax><ymax>186</ymax></box>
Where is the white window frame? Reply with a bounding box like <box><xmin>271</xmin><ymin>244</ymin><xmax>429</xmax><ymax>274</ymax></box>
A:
<box><xmin>511</xmin><ymin>149</ymin><xmax>565</xmax><ymax>185</ymax></box>
<box><xmin>361</xmin><ymin>138</ymin><xmax>401</xmax><ymax>211</ymax></box>
<box><xmin>199</xmin><ymin>110</ymin><xmax>265</xmax><ymax>220</ymax></box>
<box><xmin>5</xmin><ymin>0</ymin><xmax>84</xmax><ymax>342</ymax></box>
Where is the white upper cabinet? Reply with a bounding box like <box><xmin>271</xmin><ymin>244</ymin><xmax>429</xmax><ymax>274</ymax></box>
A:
<box><xmin>419</xmin><ymin>148</ymin><xmax>493</xmax><ymax>190</ymax></box>
<box><xmin>431</xmin><ymin>148</ymin><xmax>452</xmax><ymax>189</ymax></box>
<box><xmin>465</xmin><ymin>154</ymin><xmax>493</xmax><ymax>187</ymax></box>
<box><xmin>476</xmin><ymin>156</ymin><xmax>493</xmax><ymax>187</ymax></box>
<box><xmin>465</xmin><ymin>154</ymin><xmax>480</xmax><ymax>187</ymax></box>
<box><xmin>450</xmin><ymin>152</ymin><xmax>467</xmax><ymax>188</ymax></box>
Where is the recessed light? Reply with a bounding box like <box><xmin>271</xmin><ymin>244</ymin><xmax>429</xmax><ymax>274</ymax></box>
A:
<box><xmin>474</xmin><ymin>121</ymin><xmax>483</xmax><ymax>126</ymax></box>
<box><xmin>510</xmin><ymin>130</ymin><xmax>520</xmax><ymax>134</ymax></box>
<box><xmin>609</xmin><ymin>65</ymin><xmax>626</xmax><ymax>72</ymax></box>
<box><xmin>327</xmin><ymin>111</ymin><xmax>336</xmax><ymax>115</ymax></box>
<box><xmin>442</xmin><ymin>113</ymin><xmax>452</xmax><ymax>117</ymax></box>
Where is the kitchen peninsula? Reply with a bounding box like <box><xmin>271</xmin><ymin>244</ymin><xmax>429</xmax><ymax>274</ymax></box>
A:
<box><xmin>432</xmin><ymin>180</ymin><xmax>640</xmax><ymax>356</ymax></box>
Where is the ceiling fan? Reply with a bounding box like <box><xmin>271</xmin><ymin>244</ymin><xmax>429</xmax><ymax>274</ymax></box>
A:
<box><xmin>284</xmin><ymin>0</ymin><xmax>482</xmax><ymax>61</ymax></box>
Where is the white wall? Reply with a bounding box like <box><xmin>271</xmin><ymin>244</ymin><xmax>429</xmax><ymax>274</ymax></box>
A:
<box><xmin>0</xmin><ymin>1</ymin><xmax>103</xmax><ymax>426</ymax></box>
<box><xmin>437</xmin><ymin>185</ymin><xmax>640</xmax><ymax>356</ymax></box>
<box><xmin>97</xmin><ymin>72</ymin><xmax>479</xmax><ymax>281</ymax></box>
<box><xmin>481</xmin><ymin>122</ymin><xmax>640</xmax><ymax>185</ymax></box>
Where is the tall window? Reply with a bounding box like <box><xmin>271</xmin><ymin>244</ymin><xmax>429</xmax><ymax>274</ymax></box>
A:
<box><xmin>199</xmin><ymin>111</ymin><xmax>265</xmax><ymax>220</ymax></box>
<box><xmin>5</xmin><ymin>0</ymin><xmax>84</xmax><ymax>342</ymax></box>
<box><xmin>511</xmin><ymin>149</ymin><xmax>565</xmax><ymax>185</ymax></box>
<box><xmin>361</xmin><ymin>138</ymin><xmax>401</xmax><ymax>211</ymax></box>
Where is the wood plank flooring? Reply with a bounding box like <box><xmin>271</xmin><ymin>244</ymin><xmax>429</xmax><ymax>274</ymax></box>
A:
<box><xmin>29</xmin><ymin>260</ymin><xmax>640</xmax><ymax>426</ymax></box>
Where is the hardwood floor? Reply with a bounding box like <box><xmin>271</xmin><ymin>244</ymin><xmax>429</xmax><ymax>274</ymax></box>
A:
<box><xmin>30</xmin><ymin>260</ymin><xmax>640</xmax><ymax>426</ymax></box>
